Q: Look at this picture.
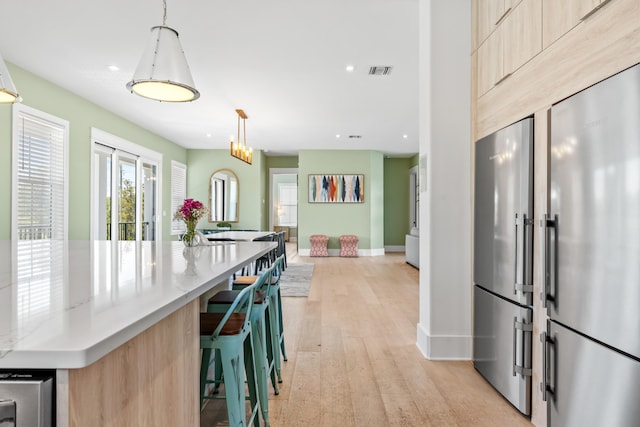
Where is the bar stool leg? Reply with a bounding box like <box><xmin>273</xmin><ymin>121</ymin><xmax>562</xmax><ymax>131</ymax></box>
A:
<box><xmin>218</xmin><ymin>342</ymin><xmax>249</xmax><ymax>426</ymax></box>
<box><xmin>276</xmin><ymin>287</ymin><xmax>288</xmax><ymax>362</ymax></box>
<box><xmin>252</xmin><ymin>310</ymin><xmax>275</xmax><ymax>425</ymax></box>
<box><xmin>265</xmin><ymin>303</ymin><xmax>282</xmax><ymax>383</ymax></box>
<box><xmin>200</xmin><ymin>347</ymin><xmax>212</xmax><ymax>410</ymax></box>
<box><xmin>243</xmin><ymin>333</ymin><xmax>262</xmax><ymax>427</ymax></box>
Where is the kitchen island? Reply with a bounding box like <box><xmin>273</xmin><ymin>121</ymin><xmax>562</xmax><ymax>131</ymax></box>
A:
<box><xmin>0</xmin><ymin>239</ymin><xmax>275</xmax><ymax>426</ymax></box>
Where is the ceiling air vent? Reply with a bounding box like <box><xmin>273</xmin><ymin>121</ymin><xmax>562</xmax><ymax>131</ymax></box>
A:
<box><xmin>348</xmin><ymin>135</ymin><xmax>362</xmax><ymax>139</ymax></box>
<box><xmin>368</xmin><ymin>66</ymin><xmax>393</xmax><ymax>76</ymax></box>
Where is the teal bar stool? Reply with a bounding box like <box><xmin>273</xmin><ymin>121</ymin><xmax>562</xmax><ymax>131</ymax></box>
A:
<box><xmin>208</xmin><ymin>268</ymin><xmax>277</xmax><ymax>426</ymax></box>
<box><xmin>233</xmin><ymin>255</ymin><xmax>288</xmax><ymax>379</ymax></box>
<box><xmin>200</xmin><ymin>278</ymin><xmax>262</xmax><ymax>427</ymax></box>
<box><xmin>266</xmin><ymin>255</ymin><xmax>288</xmax><ymax>372</ymax></box>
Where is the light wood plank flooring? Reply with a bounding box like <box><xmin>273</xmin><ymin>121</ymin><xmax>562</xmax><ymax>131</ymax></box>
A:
<box><xmin>202</xmin><ymin>245</ymin><xmax>533</xmax><ymax>426</ymax></box>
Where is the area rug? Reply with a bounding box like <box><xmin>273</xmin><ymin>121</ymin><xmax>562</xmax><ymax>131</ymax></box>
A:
<box><xmin>279</xmin><ymin>262</ymin><xmax>314</xmax><ymax>297</ymax></box>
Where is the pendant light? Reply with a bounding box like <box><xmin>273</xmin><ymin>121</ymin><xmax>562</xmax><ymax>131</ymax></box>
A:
<box><xmin>230</xmin><ymin>109</ymin><xmax>253</xmax><ymax>165</ymax></box>
<box><xmin>126</xmin><ymin>0</ymin><xmax>199</xmax><ymax>102</ymax></box>
<box><xmin>0</xmin><ymin>51</ymin><xmax>21</xmax><ymax>104</ymax></box>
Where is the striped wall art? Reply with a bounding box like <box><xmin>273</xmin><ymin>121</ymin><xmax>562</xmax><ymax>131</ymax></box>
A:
<box><xmin>308</xmin><ymin>174</ymin><xmax>364</xmax><ymax>203</ymax></box>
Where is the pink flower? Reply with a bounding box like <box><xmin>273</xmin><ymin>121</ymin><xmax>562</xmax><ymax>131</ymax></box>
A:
<box><xmin>174</xmin><ymin>198</ymin><xmax>208</xmax><ymax>222</ymax></box>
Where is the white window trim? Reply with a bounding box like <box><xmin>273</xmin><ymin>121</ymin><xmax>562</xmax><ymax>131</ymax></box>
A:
<box><xmin>11</xmin><ymin>104</ymin><xmax>70</xmax><ymax>241</ymax></box>
<box><xmin>90</xmin><ymin>128</ymin><xmax>163</xmax><ymax>241</ymax></box>
<box><xmin>171</xmin><ymin>160</ymin><xmax>187</xmax><ymax>235</ymax></box>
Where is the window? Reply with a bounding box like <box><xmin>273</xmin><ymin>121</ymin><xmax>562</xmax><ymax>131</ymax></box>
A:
<box><xmin>12</xmin><ymin>104</ymin><xmax>69</xmax><ymax>240</ymax></box>
<box><xmin>91</xmin><ymin>128</ymin><xmax>162</xmax><ymax>241</ymax></box>
<box><xmin>277</xmin><ymin>183</ymin><xmax>297</xmax><ymax>226</ymax></box>
<box><xmin>171</xmin><ymin>161</ymin><xmax>187</xmax><ymax>235</ymax></box>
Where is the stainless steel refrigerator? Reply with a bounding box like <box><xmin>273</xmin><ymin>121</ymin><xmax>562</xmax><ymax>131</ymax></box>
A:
<box><xmin>542</xmin><ymin>64</ymin><xmax>640</xmax><ymax>426</ymax></box>
<box><xmin>473</xmin><ymin>116</ymin><xmax>534</xmax><ymax>415</ymax></box>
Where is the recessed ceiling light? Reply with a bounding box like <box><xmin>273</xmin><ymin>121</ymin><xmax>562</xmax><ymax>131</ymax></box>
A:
<box><xmin>336</xmin><ymin>134</ymin><xmax>341</xmax><ymax>138</ymax></box>
<box><xmin>108</xmin><ymin>65</ymin><xmax>120</xmax><ymax>71</ymax></box>
<box><xmin>345</xmin><ymin>65</ymin><xmax>355</xmax><ymax>72</ymax></box>
<box><xmin>403</xmin><ymin>134</ymin><xmax>408</xmax><ymax>139</ymax></box>
<box><xmin>206</xmin><ymin>133</ymin><xmax>212</xmax><ymax>138</ymax></box>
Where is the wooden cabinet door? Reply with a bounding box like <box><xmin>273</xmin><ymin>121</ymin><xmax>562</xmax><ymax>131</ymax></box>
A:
<box><xmin>477</xmin><ymin>26</ymin><xmax>504</xmax><ymax>95</ymax></box>
<box><xmin>504</xmin><ymin>0</ymin><xmax>542</xmax><ymax>75</ymax></box>
<box><xmin>543</xmin><ymin>0</ymin><xmax>602</xmax><ymax>48</ymax></box>
<box><xmin>477</xmin><ymin>0</ymin><xmax>510</xmax><ymax>43</ymax></box>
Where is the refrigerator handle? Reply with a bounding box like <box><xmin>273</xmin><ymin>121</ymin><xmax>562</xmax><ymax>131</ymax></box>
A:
<box><xmin>540</xmin><ymin>330</ymin><xmax>556</xmax><ymax>402</ymax></box>
<box><xmin>515</xmin><ymin>214</ymin><xmax>534</xmax><ymax>296</ymax></box>
<box><xmin>514</xmin><ymin>214</ymin><xmax>519</xmax><ymax>295</ymax></box>
<box><xmin>541</xmin><ymin>214</ymin><xmax>557</xmax><ymax>308</ymax></box>
<box><xmin>513</xmin><ymin>317</ymin><xmax>533</xmax><ymax>377</ymax></box>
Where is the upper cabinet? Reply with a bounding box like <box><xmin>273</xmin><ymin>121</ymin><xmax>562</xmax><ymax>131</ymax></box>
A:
<box><xmin>477</xmin><ymin>0</ymin><xmax>520</xmax><ymax>44</ymax></box>
<box><xmin>477</xmin><ymin>0</ymin><xmax>541</xmax><ymax>96</ymax></box>
<box><xmin>543</xmin><ymin>0</ymin><xmax>611</xmax><ymax>48</ymax></box>
<box><xmin>475</xmin><ymin>0</ymin><xmax>612</xmax><ymax>97</ymax></box>
<box><xmin>504</xmin><ymin>0</ymin><xmax>542</xmax><ymax>74</ymax></box>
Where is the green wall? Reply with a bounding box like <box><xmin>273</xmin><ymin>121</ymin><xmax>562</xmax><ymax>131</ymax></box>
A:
<box><xmin>410</xmin><ymin>153</ymin><xmax>419</xmax><ymax>168</ymax></box>
<box><xmin>384</xmin><ymin>157</ymin><xmax>412</xmax><ymax>246</ymax></box>
<box><xmin>186</xmin><ymin>149</ymin><xmax>266</xmax><ymax>231</ymax></box>
<box><xmin>0</xmin><ymin>64</ymin><xmax>416</xmax><ymax>247</ymax></box>
<box><xmin>297</xmin><ymin>150</ymin><xmax>384</xmax><ymax>251</ymax></box>
<box><xmin>0</xmin><ymin>63</ymin><xmax>187</xmax><ymax>240</ymax></box>
<box><xmin>265</xmin><ymin>156</ymin><xmax>298</xmax><ymax>169</ymax></box>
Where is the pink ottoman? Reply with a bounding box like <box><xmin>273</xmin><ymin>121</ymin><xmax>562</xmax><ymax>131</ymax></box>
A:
<box><xmin>309</xmin><ymin>234</ymin><xmax>329</xmax><ymax>257</ymax></box>
<box><xmin>339</xmin><ymin>235</ymin><xmax>359</xmax><ymax>257</ymax></box>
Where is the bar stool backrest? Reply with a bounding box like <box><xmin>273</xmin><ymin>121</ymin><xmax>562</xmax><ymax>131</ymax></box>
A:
<box><xmin>210</xmin><ymin>271</ymin><xmax>268</xmax><ymax>338</ymax></box>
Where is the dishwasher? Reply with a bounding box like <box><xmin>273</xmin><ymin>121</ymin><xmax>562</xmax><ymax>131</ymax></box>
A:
<box><xmin>0</xmin><ymin>371</ymin><xmax>54</xmax><ymax>427</ymax></box>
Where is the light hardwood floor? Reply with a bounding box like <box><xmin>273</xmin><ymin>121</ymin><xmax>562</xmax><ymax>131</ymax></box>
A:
<box><xmin>202</xmin><ymin>244</ymin><xmax>533</xmax><ymax>426</ymax></box>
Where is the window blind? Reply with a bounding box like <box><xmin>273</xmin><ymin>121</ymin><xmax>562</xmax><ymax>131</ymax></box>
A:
<box><xmin>171</xmin><ymin>161</ymin><xmax>187</xmax><ymax>234</ymax></box>
<box><xmin>13</xmin><ymin>106</ymin><xmax>68</xmax><ymax>240</ymax></box>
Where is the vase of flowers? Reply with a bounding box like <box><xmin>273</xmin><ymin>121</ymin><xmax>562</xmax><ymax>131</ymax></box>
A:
<box><xmin>174</xmin><ymin>198</ymin><xmax>208</xmax><ymax>247</ymax></box>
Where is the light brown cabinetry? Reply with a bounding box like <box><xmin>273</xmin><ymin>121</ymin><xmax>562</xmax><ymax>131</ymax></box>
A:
<box><xmin>477</xmin><ymin>0</ymin><xmax>542</xmax><ymax>96</ymax></box>
<box><xmin>477</xmin><ymin>0</ymin><xmax>509</xmax><ymax>43</ymax></box>
<box><xmin>476</xmin><ymin>0</ymin><xmax>522</xmax><ymax>44</ymax></box>
<box><xmin>543</xmin><ymin>0</ymin><xmax>610</xmax><ymax>47</ymax></box>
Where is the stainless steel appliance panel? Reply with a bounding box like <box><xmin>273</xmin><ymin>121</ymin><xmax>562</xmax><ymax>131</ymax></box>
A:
<box><xmin>0</xmin><ymin>399</ymin><xmax>16</xmax><ymax>426</ymax></box>
<box><xmin>474</xmin><ymin>285</ymin><xmax>532</xmax><ymax>415</ymax></box>
<box><xmin>548</xmin><ymin>64</ymin><xmax>640</xmax><ymax>358</ymax></box>
<box><xmin>545</xmin><ymin>321</ymin><xmax>640</xmax><ymax>427</ymax></box>
<box><xmin>474</xmin><ymin>117</ymin><xmax>533</xmax><ymax>305</ymax></box>
<box><xmin>0</xmin><ymin>376</ymin><xmax>52</xmax><ymax>427</ymax></box>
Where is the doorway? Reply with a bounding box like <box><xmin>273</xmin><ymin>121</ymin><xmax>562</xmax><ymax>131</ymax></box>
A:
<box><xmin>91</xmin><ymin>129</ymin><xmax>162</xmax><ymax>241</ymax></box>
<box><xmin>269</xmin><ymin>168</ymin><xmax>298</xmax><ymax>246</ymax></box>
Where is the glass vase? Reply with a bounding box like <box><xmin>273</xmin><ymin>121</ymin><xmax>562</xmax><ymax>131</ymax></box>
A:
<box><xmin>182</xmin><ymin>221</ymin><xmax>197</xmax><ymax>247</ymax></box>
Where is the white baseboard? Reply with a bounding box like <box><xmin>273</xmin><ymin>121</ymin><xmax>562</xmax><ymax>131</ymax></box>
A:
<box><xmin>416</xmin><ymin>323</ymin><xmax>472</xmax><ymax>360</ymax></box>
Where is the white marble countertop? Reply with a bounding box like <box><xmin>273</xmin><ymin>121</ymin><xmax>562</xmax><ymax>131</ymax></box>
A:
<box><xmin>0</xmin><ymin>240</ymin><xmax>275</xmax><ymax>369</ymax></box>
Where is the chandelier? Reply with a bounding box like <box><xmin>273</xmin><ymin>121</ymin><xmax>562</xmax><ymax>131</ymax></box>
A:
<box><xmin>230</xmin><ymin>109</ymin><xmax>253</xmax><ymax>164</ymax></box>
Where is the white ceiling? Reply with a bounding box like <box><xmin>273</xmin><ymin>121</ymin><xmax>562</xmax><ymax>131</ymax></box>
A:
<box><xmin>1</xmin><ymin>0</ymin><xmax>419</xmax><ymax>157</ymax></box>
